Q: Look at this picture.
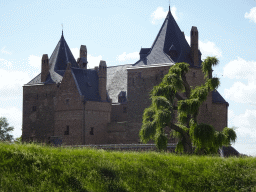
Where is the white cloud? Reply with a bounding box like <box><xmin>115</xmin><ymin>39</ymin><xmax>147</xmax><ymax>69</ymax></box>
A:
<box><xmin>0</xmin><ymin>58</ymin><xmax>13</xmax><ymax>68</ymax></box>
<box><xmin>185</xmin><ymin>36</ymin><xmax>222</xmax><ymax>59</ymax></box>
<box><xmin>151</xmin><ymin>6</ymin><xmax>178</xmax><ymax>24</ymax></box>
<box><xmin>71</xmin><ymin>48</ymin><xmax>79</xmax><ymax>60</ymax></box>
<box><xmin>228</xmin><ymin>109</ymin><xmax>256</xmax><ymax>141</ymax></box>
<box><xmin>0</xmin><ymin>68</ymin><xmax>31</xmax><ymax>97</ymax></box>
<box><xmin>116</xmin><ymin>52</ymin><xmax>139</xmax><ymax>62</ymax></box>
<box><xmin>28</xmin><ymin>55</ymin><xmax>41</xmax><ymax>69</ymax></box>
<box><xmin>71</xmin><ymin>47</ymin><xmax>102</xmax><ymax>69</ymax></box>
<box><xmin>223</xmin><ymin>57</ymin><xmax>256</xmax><ymax>80</ymax></box>
<box><xmin>1</xmin><ymin>47</ymin><xmax>12</xmax><ymax>55</ymax></box>
<box><xmin>245</xmin><ymin>7</ymin><xmax>256</xmax><ymax>23</ymax></box>
<box><xmin>0</xmin><ymin>107</ymin><xmax>22</xmax><ymax>139</ymax></box>
<box><xmin>223</xmin><ymin>58</ymin><xmax>256</xmax><ymax>104</ymax></box>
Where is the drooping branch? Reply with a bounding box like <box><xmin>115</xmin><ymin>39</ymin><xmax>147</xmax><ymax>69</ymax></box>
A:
<box><xmin>181</xmin><ymin>74</ymin><xmax>191</xmax><ymax>98</ymax></box>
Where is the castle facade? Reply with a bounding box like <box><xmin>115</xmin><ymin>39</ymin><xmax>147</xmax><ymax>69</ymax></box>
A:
<box><xmin>22</xmin><ymin>8</ymin><xmax>229</xmax><ymax>145</ymax></box>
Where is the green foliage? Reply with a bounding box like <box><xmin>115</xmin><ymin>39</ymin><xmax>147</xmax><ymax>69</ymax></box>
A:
<box><xmin>140</xmin><ymin>56</ymin><xmax>237</xmax><ymax>155</ymax></box>
<box><xmin>222</xmin><ymin>127</ymin><xmax>237</xmax><ymax>145</ymax></box>
<box><xmin>0</xmin><ymin>117</ymin><xmax>14</xmax><ymax>142</ymax></box>
<box><xmin>202</xmin><ymin>56</ymin><xmax>219</xmax><ymax>79</ymax></box>
<box><xmin>1</xmin><ymin>142</ymin><xmax>256</xmax><ymax>191</ymax></box>
<box><xmin>154</xmin><ymin>131</ymin><xmax>168</xmax><ymax>151</ymax></box>
<box><xmin>190</xmin><ymin>123</ymin><xmax>215</xmax><ymax>150</ymax></box>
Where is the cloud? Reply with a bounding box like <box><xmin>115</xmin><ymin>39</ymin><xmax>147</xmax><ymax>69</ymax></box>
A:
<box><xmin>1</xmin><ymin>47</ymin><xmax>12</xmax><ymax>55</ymax></box>
<box><xmin>223</xmin><ymin>57</ymin><xmax>256</xmax><ymax>80</ymax></box>
<box><xmin>185</xmin><ymin>36</ymin><xmax>222</xmax><ymax>59</ymax></box>
<box><xmin>28</xmin><ymin>55</ymin><xmax>41</xmax><ymax>69</ymax></box>
<box><xmin>245</xmin><ymin>7</ymin><xmax>256</xmax><ymax>23</ymax></box>
<box><xmin>0</xmin><ymin>107</ymin><xmax>22</xmax><ymax>139</ymax></box>
<box><xmin>0</xmin><ymin>68</ymin><xmax>31</xmax><ymax>97</ymax></box>
<box><xmin>228</xmin><ymin>109</ymin><xmax>256</xmax><ymax>141</ymax></box>
<box><xmin>151</xmin><ymin>6</ymin><xmax>178</xmax><ymax>24</ymax></box>
<box><xmin>116</xmin><ymin>52</ymin><xmax>139</xmax><ymax>62</ymax></box>
<box><xmin>223</xmin><ymin>58</ymin><xmax>256</xmax><ymax>104</ymax></box>
<box><xmin>71</xmin><ymin>47</ymin><xmax>102</xmax><ymax>69</ymax></box>
<box><xmin>0</xmin><ymin>58</ymin><xmax>13</xmax><ymax>68</ymax></box>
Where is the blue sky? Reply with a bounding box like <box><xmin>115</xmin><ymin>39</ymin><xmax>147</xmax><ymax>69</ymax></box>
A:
<box><xmin>1</xmin><ymin>0</ymin><xmax>256</xmax><ymax>156</ymax></box>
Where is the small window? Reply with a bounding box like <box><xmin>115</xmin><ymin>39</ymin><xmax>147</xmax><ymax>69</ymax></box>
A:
<box><xmin>32</xmin><ymin>106</ymin><xmax>37</xmax><ymax>112</ymax></box>
<box><xmin>123</xmin><ymin>107</ymin><xmax>127</xmax><ymax>113</ymax></box>
<box><xmin>64</xmin><ymin>126</ymin><xmax>69</xmax><ymax>135</ymax></box>
<box><xmin>155</xmin><ymin>75</ymin><xmax>158</xmax><ymax>81</ymax></box>
<box><xmin>193</xmin><ymin>72</ymin><xmax>195</xmax><ymax>77</ymax></box>
<box><xmin>36</xmin><ymin>94</ymin><xmax>38</xmax><ymax>100</ymax></box>
<box><xmin>138</xmin><ymin>72</ymin><xmax>141</xmax><ymax>78</ymax></box>
<box><xmin>90</xmin><ymin>127</ymin><xmax>94</xmax><ymax>135</ymax></box>
<box><xmin>206</xmin><ymin>104</ymin><xmax>208</xmax><ymax>109</ymax></box>
<box><xmin>66</xmin><ymin>99</ymin><xmax>69</xmax><ymax>105</ymax></box>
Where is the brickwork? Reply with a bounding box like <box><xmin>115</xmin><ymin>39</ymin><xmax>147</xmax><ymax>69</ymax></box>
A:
<box><xmin>212</xmin><ymin>103</ymin><xmax>228</xmax><ymax>131</ymax></box>
<box><xmin>111</xmin><ymin>103</ymin><xmax>127</xmax><ymax>122</ymax></box>
<box><xmin>22</xmin><ymin>84</ymin><xmax>56</xmax><ymax>143</ymax></box>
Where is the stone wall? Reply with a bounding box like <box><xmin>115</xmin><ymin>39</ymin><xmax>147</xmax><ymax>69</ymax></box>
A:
<box><xmin>111</xmin><ymin>103</ymin><xmax>127</xmax><ymax>122</ymax></box>
<box><xmin>22</xmin><ymin>84</ymin><xmax>56</xmax><ymax>143</ymax></box>
<box><xmin>212</xmin><ymin>103</ymin><xmax>228</xmax><ymax>131</ymax></box>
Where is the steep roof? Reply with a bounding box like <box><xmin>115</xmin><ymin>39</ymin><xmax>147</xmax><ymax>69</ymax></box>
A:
<box><xmin>212</xmin><ymin>90</ymin><xmax>229</xmax><ymax>106</ymax></box>
<box><xmin>71</xmin><ymin>67</ymin><xmax>101</xmax><ymax>101</ymax></box>
<box><xmin>134</xmin><ymin>7</ymin><xmax>197</xmax><ymax>67</ymax></box>
<box><xmin>26</xmin><ymin>32</ymin><xmax>78</xmax><ymax>85</ymax></box>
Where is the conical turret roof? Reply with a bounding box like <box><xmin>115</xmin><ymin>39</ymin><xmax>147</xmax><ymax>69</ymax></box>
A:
<box><xmin>44</xmin><ymin>32</ymin><xmax>79</xmax><ymax>83</ymax></box>
<box><xmin>134</xmin><ymin>7</ymin><xmax>195</xmax><ymax>66</ymax></box>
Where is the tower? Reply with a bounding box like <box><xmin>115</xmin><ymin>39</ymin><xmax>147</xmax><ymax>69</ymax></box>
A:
<box><xmin>98</xmin><ymin>60</ymin><xmax>107</xmax><ymax>101</ymax></box>
<box><xmin>190</xmin><ymin>26</ymin><xmax>199</xmax><ymax>67</ymax></box>
<box><xmin>41</xmin><ymin>54</ymin><xmax>49</xmax><ymax>82</ymax></box>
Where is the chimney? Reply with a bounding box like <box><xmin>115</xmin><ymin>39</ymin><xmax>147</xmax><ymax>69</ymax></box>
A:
<box><xmin>190</xmin><ymin>26</ymin><xmax>199</xmax><ymax>66</ymax></box>
<box><xmin>78</xmin><ymin>45</ymin><xmax>88</xmax><ymax>69</ymax></box>
<box><xmin>41</xmin><ymin>54</ymin><xmax>49</xmax><ymax>82</ymax></box>
<box><xmin>98</xmin><ymin>60</ymin><xmax>107</xmax><ymax>101</ymax></box>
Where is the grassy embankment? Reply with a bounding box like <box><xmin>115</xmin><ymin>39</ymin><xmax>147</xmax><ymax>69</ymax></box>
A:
<box><xmin>0</xmin><ymin>142</ymin><xmax>256</xmax><ymax>192</ymax></box>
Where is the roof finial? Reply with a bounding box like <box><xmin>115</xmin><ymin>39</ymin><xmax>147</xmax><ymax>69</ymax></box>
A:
<box><xmin>61</xmin><ymin>23</ymin><xmax>63</xmax><ymax>36</ymax></box>
<box><xmin>169</xmin><ymin>0</ymin><xmax>170</xmax><ymax>12</ymax></box>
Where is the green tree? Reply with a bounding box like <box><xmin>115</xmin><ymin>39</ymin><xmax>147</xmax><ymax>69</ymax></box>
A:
<box><xmin>0</xmin><ymin>117</ymin><xmax>14</xmax><ymax>142</ymax></box>
<box><xmin>139</xmin><ymin>56</ymin><xmax>237</xmax><ymax>154</ymax></box>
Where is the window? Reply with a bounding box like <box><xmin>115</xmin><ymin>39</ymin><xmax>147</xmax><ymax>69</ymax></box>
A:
<box><xmin>64</xmin><ymin>126</ymin><xmax>69</xmax><ymax>135</ymax></box>
<box><xmin>32</xmin><ymin>106</ymin><xmax>37</xmax><ymax>112</ymax></box>
<box><xmin>123</xmin><ymin>107</ymin><xmax>127</xmax><ymax>113</ymax></box>
<box><xmin>155</xmin><ymin>75</ymin><xmax>158</xmax><ymax>81</ymax></box>
<box><xmin>206</xmin><ymin>104</ymin><xmax>208</xmax><ymax>110</ymax></box>
<box><xmin>36</xmin><ymin>94</ymin><xmax>38</xmax><ymax>100</ymax></box>
<box><xmin>90</xmin><ymin>127</ymin><xmax>94</xmax><ymax>135</ymax></box>
<box><xmin>66</xmin><ymin>99</ymin><xmax>69</xmax><ymax>105</ymax></box>
<box><xmin>193</xmin><ymin>72</ymin><xmax>196</xmax><ymax>77</ymax></box>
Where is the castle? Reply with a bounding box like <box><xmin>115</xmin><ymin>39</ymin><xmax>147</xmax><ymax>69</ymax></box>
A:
<box><xmin>22</xmin><ymin>7</ymin><xmax>229</xmax><ymax>145</ymax></box>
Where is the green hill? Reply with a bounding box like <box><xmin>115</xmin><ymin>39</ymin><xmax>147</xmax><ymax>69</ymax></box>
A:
<box><xmin>0</xmin><ymin>142</ymin><xmax>255</xmax><ymax>192</ymax></box>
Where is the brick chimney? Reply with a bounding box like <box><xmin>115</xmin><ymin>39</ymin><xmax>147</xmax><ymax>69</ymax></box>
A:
<box><xmin>190</xmin><ymin>26</ymin><xmax>199</xmax><ymax>67</ymax></box>
<box><xmin>98</xmin><ymin>60</ymin><xmax>107</xmax><ymax>101</ymax></box>
<box><xmin>41</xmin><ymin>54</ymin><xmax>49</xmax><ymax>82</ymax></box>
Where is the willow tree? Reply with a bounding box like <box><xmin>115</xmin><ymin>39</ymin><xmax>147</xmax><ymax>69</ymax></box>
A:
<box><xmin>139</xmin><ymin>56</ymin><xmax>236</xmax><ymax>154</ymax></box>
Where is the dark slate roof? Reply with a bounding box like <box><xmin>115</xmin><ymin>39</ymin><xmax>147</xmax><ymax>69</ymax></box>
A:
<box><xmin>107</xmin><ymin>64</ymin><xmax>132</xmax><ymax>103</ymax></box>
<box><xmin>134</xmin><ymin>8</ymin><xmax>199</xmax><ymax>67</ymax></box>
<box><xmin>222</xmin><ymin>146</ymin><xmax>240</xmax><ymax>157</ymax></box>
<box><xmin>212</xmin><ymin>90</ymin><xmax>229</xmax><ymax>106</ymax></box>
<box><xmin>27</xmin><ymin>73</ymin><xmax>42</xmax><ymax>85</ymax></box>
<box><xmin>71</xmin><ymin>67</ymin><xmax>101</xmax><ymax>101</ymax></box>
<box><xmin>26</xmin><ymin>32</ymin><xmax>78</xmax><ymax>85</ymax></box>
<box><xmin>139</xmin><ymin>48</ymin><xmax>151</xmax><ymax>55</ymax></box>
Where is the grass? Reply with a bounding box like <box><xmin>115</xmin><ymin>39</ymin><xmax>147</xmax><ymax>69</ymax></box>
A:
<box><xmin>0</xmin><ymin>142</ymin><xmax>256</xmax><ymax>192</ymax></box>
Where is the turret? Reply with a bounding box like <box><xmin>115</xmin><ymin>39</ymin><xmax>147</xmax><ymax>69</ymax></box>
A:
<box><xmin>78</xmin><ymin>45</ymin><xmax>88</xmax><ymax>69</ymax></box>
<box><xmin>190</xmin><ymin>26</ymin><xmax>199</xmax><ymax>67</ymax></box>
<box><xmin>41</xmin><ymin>54</ymin><xmax>49</xmax><ymax>82</ymax></box>
<box><xmin>98</xmin><ymin>60</ymin><xmax>107</xmax><ymax>101</ymax></box>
